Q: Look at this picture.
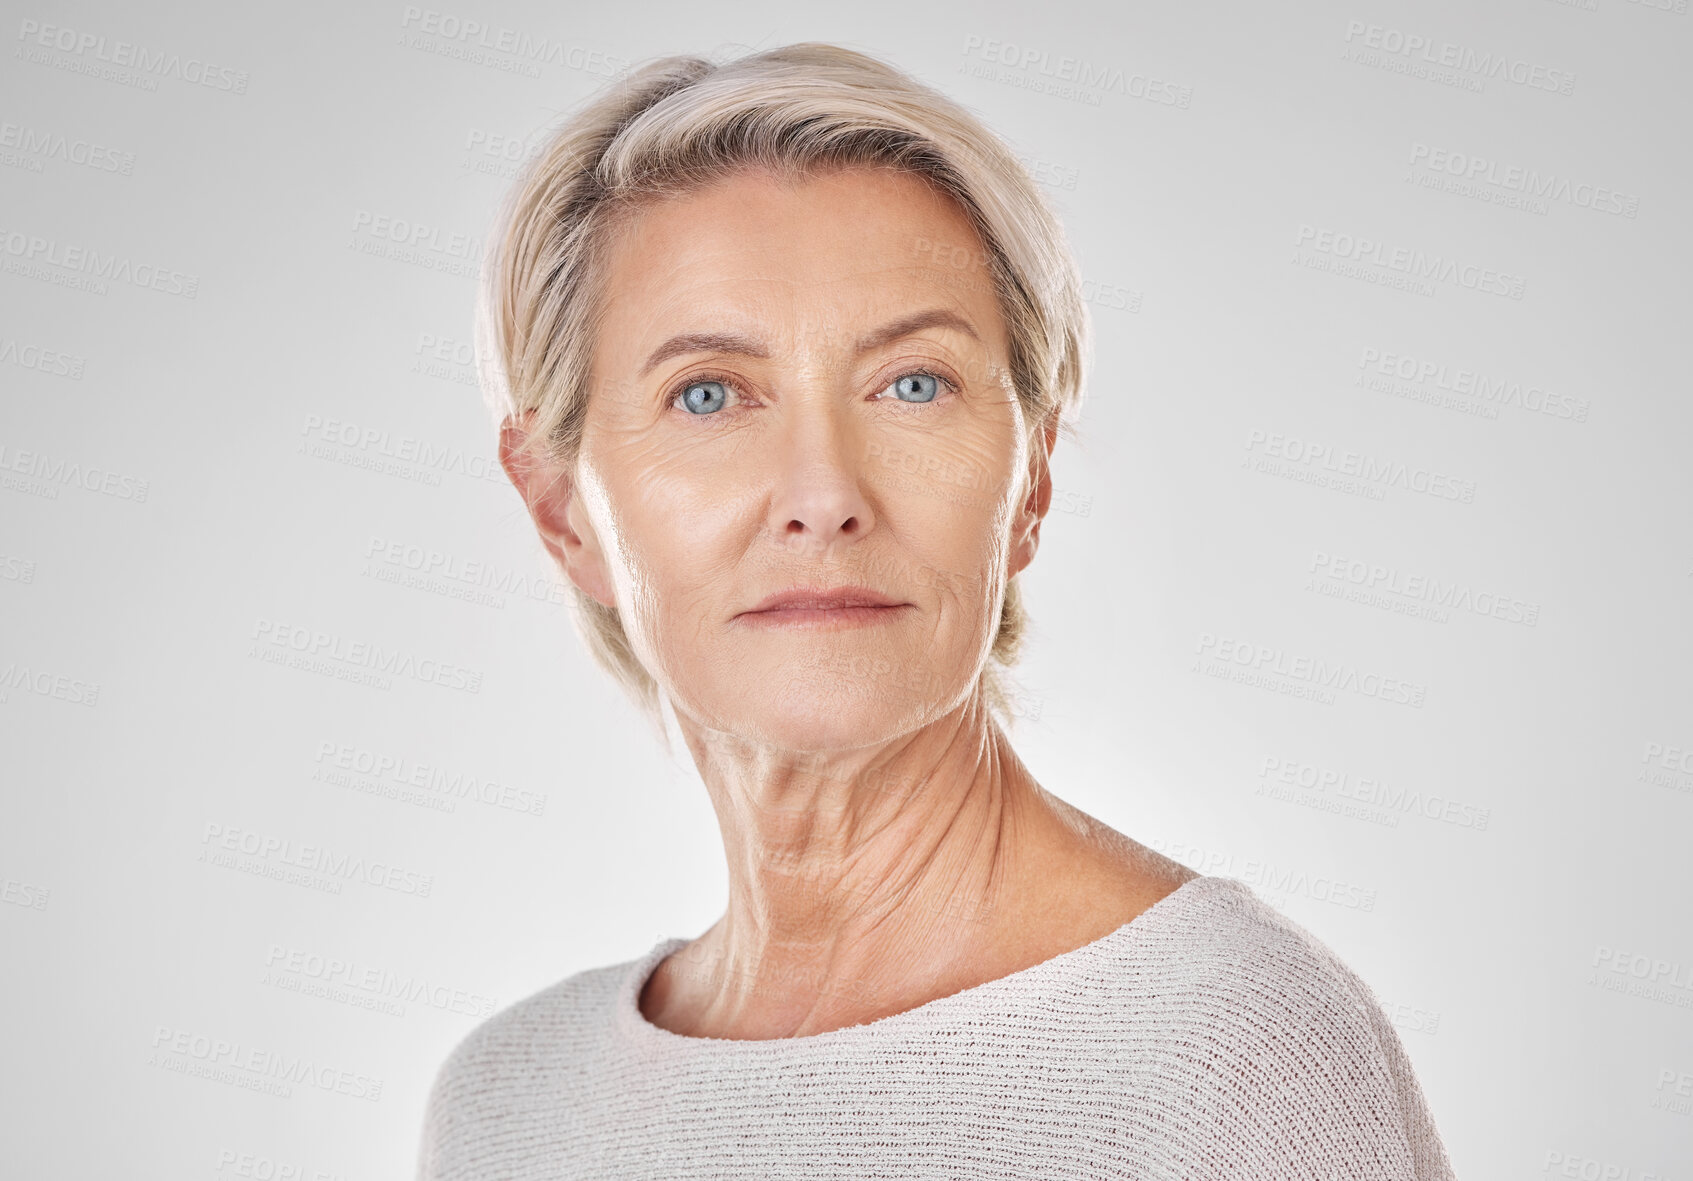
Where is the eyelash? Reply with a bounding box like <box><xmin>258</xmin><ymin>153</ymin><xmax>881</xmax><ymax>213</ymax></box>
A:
<box><xmin>665</xmin><ymin>368</ymin><xmax>959</xmax><ymax>415</ymax></box>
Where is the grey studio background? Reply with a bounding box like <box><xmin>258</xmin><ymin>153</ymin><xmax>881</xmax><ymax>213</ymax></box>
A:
<box><xmin>2</xmin><ymin>0</ymin><xmax>1689</xmax><ymax>1177</ymax></box>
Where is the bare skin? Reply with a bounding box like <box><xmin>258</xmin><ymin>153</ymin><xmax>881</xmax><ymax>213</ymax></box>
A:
<box><xmin>501</xmin><ymin>163</ymin><xmax>1195</xmax><ymax>1041</ymax></box>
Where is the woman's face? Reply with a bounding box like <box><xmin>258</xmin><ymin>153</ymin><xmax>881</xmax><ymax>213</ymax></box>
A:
<box><xmin>550</xmin><ymin>164</ymin><xmax>1052</xmax><ymax>750</ymax></box>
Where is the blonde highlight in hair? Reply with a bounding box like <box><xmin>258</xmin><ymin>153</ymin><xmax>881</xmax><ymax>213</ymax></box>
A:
<box><xmin>476</xmin><ymin>42</ymin><xmax>1091</xmax><ymax>738</ymax></box>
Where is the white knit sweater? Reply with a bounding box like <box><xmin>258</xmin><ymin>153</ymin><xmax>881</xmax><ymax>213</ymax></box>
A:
<box><xmin>415</xmin><ymin>875</ymin><xmax>1456</xmax><ymax>1180</ymax></box>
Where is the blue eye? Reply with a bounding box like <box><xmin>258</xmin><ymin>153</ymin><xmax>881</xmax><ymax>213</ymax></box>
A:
<box><xmin>677</xmin><ymin>380</ymin><xmax>729</xmax><ymax>414</ymax></box>
<box><xmin>887</xmin><ymin>373</ymin><xmax>942</xmax><ymax>403</ymax></box>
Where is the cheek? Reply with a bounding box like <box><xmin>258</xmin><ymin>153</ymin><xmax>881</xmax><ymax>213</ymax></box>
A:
<box><xmin>871</xmin><ymin>427</ymin><xmax>1020</xmax><ymax>593</ymax></box>
<box><xmin>877</xmin><ymin>472</ymin><xmax>1014</xmax><ymax>640</ymax></box>
<box><xmin>594</xmin><ymin>441</ymin><xmax>753</xmax><ymax>638</ymax></box>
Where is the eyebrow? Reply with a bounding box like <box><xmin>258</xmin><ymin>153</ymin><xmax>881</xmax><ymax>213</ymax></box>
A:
<box><xmin>637</xmin><ymin>308</ymin><xmax>981</xmax><ymax>378</ymax></box>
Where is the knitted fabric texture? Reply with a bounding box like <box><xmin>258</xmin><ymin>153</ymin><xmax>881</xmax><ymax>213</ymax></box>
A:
<box><xmin>415</xmin><ymin>874</ymin><xmax>1456</xmax><ymax>1180</ymax></box>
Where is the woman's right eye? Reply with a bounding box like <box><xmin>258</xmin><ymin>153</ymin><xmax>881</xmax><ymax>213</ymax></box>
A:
<box><xmin>673</xmin><ymin>379</ymin><xmax>733</xmax><ymax>415</ymax></box>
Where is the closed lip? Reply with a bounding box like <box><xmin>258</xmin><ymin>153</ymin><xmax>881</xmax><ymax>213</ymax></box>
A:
<box><xmin>741</xmin><ymin>586</ymin><xmax>907</xmax><ymax>615</ymax></box>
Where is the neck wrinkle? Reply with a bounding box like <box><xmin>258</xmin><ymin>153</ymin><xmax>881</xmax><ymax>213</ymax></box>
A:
<box><xmin>682</xmin><ymin>690</ymin><xmax>1036</xmax><ymax>1034</ymax></box>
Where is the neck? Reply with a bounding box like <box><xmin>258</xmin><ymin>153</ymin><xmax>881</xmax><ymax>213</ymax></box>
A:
<box><xmin>665</xmin><ymin>688</ymin><xmax>1076</xmax><ymax>1036</ymax></box>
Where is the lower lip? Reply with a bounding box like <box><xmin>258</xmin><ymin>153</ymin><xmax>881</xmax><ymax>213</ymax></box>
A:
<box><xmin>737</xmin><ymin>604</ymin><xmax>910</xmax><ymax>629</ymax></box>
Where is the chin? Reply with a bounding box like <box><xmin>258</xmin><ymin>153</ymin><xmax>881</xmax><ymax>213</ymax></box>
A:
<box><xmin>674</xmin><ymin>670</ymin><xmax>932</xmax><ymax>754</ymax></box>
<box><xmin>763</xmin><ymin>699</ymin><xmax>913</xmax><ymax>752</ymax></box>
<box><xmin>761</xmin><ymin>663</ymin><xmax>974</xmax><ymax>751</ymax></box>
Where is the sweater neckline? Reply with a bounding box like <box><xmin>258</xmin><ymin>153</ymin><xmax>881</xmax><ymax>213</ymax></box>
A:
<box><xmin>614</xmin><ymin>873</ymin><xmax>1223</xmax><ymax>1048</ymax></box>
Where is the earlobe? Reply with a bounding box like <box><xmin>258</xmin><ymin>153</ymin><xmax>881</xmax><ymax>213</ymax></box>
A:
<box><xmin>498</xmin><ymin>415</ymin><xmax>618</xmax><ymax>610</ymax></box>
<box><xmin>1009</xmin><ymin>418</ymin><xmax>1058</xmax><ymax>577</ymax></box>
<box><xmin>1027</xmin><ymin>415</ymin><xmax>1057</xmax><ymax>522</ymax></box>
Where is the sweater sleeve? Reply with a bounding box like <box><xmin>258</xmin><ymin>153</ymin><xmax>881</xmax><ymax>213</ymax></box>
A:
<box><xmin>413</xmin><ymin>1044</ymin><xmax>456</xmax><ymax>1181</ymax></box>
<box><xmin>1349</xmin><ymin>978</ymin><xmax>1457</xmax><ymax>1181</ymax></box>
<box><xmin>1157</xmin><ymin>903</ymin><xmax>1460</xmax><ymax>1181</ymax></box>
<box><xmin>411</xmin><ymin>966</ymin><xmax>621</xmax><ymax>1181</ymax></box>
<box><xmin>414</xmin><ymin>1030</ymin><xmax>492</xmax><ymax>1181</ymax></box>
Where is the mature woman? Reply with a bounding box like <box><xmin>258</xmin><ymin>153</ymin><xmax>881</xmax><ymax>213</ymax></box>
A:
<box><xmin>416</xmin><ymin>42</ymin><xmax>1456</xmax><ymax>1181</ymax></box>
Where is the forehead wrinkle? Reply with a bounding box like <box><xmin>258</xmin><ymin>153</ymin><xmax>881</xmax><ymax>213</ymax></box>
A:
<box><xmin>636</xmin><ymin>305</ymin><xmax>988</xmax><ymax>381</ymax></box>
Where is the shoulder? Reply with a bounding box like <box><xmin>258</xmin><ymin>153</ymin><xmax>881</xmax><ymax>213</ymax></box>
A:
<box><xmin>1150</xmin><ymin>875</ymin><xmax>1380</xmax><ymax>996</ymax></box>
<box><xmin>1119</xmin><ymin>876</ymin><xmax>1455</xmax><ymax>1179</ymax></box>
<box><xmin>447</xmin><ymin>953</ymin><xmax>629</xmax><ymax>1060</ymax></box>
<box><xmin>414</xmin><ymin>949</ymin><xmax>650</xmax><ymax>1180</ymax></box>
<box><xmin>1140</xmin><ymin>875</ymin><xmax>1401</xmax><ymax>1051</ymax></box>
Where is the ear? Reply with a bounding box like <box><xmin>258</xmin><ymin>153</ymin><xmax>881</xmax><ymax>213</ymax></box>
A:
<box><xmin>1008</xmin><ymin>414</ymin><xmax>1059</xmax><ymax>579</ymax></box>
<box><xmin>498</xmin><ymin>413</ymin><xmax>617</xmax><ymax>609</ymax></box>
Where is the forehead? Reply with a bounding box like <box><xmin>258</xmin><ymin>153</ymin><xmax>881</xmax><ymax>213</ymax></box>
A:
<box><xmin>595</xmin><ymin>165</ymin><xmax>1004</xmax><ymax>352</ymax></box>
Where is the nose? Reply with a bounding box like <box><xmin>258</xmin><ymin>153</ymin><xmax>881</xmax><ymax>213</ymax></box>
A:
<box><xmin>765</xmin><ymin>392</ymin><xmax>876</xmax><ymax>553</ymax></box>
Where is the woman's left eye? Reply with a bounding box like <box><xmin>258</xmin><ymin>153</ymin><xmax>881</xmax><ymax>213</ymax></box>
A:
<box><xmin>881</xmin><ymin>372</ymin><xmax>948</xmax><ymax>404</ymax></box>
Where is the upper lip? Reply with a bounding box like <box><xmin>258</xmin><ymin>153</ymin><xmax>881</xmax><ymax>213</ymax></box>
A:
<box><xmin>743</xmin><ymin>585</ymin><xmax>906</xmax><ymax>614</ymax></box>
